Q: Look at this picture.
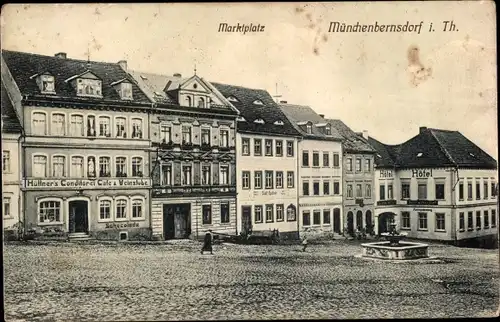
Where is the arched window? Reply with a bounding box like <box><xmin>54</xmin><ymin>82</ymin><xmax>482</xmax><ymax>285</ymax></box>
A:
<box><xmin>198</xmin><ymin>97</ymin><xmax>205</xmax><ymax>108</ymax></box>
<box><xmin>52</xmin><ymin>155</ymin><xmax>66</xmax><ymax>177</ymax></box>
<box><xmin>51</xmin><ymin>113</ymin><xmax>66</xmax><ymax>136</ymax></box>
<box><xmin>356</xmin><ymin>210</ymin><xmax>363</xmax><ymax>229</ymax></box>
<box><xmin>99</xmin><ymin>156</ymin><xmax>111</xmax><ymax>177</ymax></box>
<box><xmin>115</xmin><ymin>198</ymin><xmax>128</xmax><ymax>221</ymax></box>
<box><xmin>98</xmin><ymin>198</ymin><xmax>113</xmax><ymax>221</ymax></box>
<box><xmin>33</xmin><ymin>155</ymin><xmax>48</xmax><ymax>178</ymax></box>
<box><xmin>70</xmin><ymin>114</ymin><xmax>84</xmax><ymax>137</ymax></box>
<box><xmin>286</xmin><ymin>204</ymin><xmax>297</xmax><ymax>221</ymax></box>
<box><xmin>115</xmin><ymin>156</ymin><xmax>127</xmax><ymax>177</ymax></box>
<box><xmin>131</xmin><ymin>197</ymin><xmax>145</xmax><ymax>219</ymax></box>
<box><xmin>71</xmin><ymin>156</ymin><xmax>84</xmax><ymax>178</ymax></box>
<box><xmin>98</xmin><ymin>116</ymin><xmax>111</xmax><ymax>137</ymax></box>
<box><xmin>186</xmin><ymin>96</ymin><xmax>192</xmax><ymax>107</ymax></box>
<box><xmin>32</xmin><ymin>112</ymin><xmax>47</xmax><ymax>135</ymax></box>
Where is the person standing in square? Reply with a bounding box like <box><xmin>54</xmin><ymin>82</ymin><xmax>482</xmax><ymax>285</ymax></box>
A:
<box><xmin>201</xmin><ymin>230</ymin><xmax>213</xmax><ymax>255</ymax></box>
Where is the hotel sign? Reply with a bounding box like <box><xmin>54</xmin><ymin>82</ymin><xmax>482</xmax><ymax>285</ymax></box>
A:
<box><xmin>411</xmin><ymin>169</ymin><xmax>433</xmax><ymax>178</ymax></box>
<box><xmin>24</xmin><ymin>178</ymin><xmax>152</xmax><ymax>189</ymax></box>
<box><xmin>377</xmin><ymin>199</ymin><xmax>397</xmax><ymax>206</ymax></box>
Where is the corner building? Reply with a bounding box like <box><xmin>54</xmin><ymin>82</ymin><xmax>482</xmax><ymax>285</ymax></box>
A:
<box><xmin>2</xmin><ymin>50</ymin><xmax>153</xmax><ymax>241</ymax></box>
<box><xmin>368</xmin><ymin>127</ymin><xmax>498</xmax><ymax>247</ymax></box>
<box><xmin>129</xmin><ymin>71</ymin><xmax>239</xmax><ymax>240</ymax></box>
<box><xmin>213</xmin><ymin>83</ymin><xmax>302</xmax><ymax>240</ymax></box>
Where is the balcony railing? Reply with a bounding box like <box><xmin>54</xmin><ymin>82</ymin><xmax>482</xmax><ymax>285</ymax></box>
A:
<box><xmin>152</xmin><ymin>184</ymin><xmax>236</xmax><ymax>197</ymax></box>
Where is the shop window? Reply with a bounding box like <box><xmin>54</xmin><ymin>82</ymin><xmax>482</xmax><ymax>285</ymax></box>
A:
<box><xmin>38</xmin><ymin>200</ymin><xmax>62</xmax><ymax>224</ymax></box>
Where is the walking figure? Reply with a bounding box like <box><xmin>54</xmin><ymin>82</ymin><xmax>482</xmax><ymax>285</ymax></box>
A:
<box><xmin>301</xmin><ymin>235</ymin><xmax>308</xmax><ymax>252</ymax></box>
<box><xmin>201</xmin><ymin>230</ymin><xmax>213</xmax><ymax>255</ymax></box>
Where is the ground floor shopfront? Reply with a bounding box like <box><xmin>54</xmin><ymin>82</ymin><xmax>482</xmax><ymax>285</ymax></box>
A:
<box><xmin>374</xmin><ymin>203</ymin><xmax>499</xmax><ymax>247</ymax></box>
<box><xmin>23</xmin><ymin>178</ymin><xmax>151</xmax><ymax>240</ymax></box>
<box><xmin>151</xmin><ymin>194</ymin><xmax>237</xmax><ymax>240</ymax></box>
<box><xmin>299</xmin><ymin>201</ymin><xmax>343</xmax><ymax>238</ymax></box>
<box><xmin>344</xmin><ymin>204</ymin><xmax>375</xmax><ymax>235</ymax></box>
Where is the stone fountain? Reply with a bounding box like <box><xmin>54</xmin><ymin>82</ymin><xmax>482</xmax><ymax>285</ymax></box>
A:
<box><xmin>361</xmin><ymin>220</ymin><xmax>429</xmax><ymax>260</ymax></box>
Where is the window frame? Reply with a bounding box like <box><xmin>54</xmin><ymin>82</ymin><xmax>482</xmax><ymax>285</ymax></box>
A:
<box><xmin>32</xmin><ymin>111</ymin><xmax>48</xmax><ymax>136</ymax></box>
<box><xmin>131</xmin><ymin>118</ymin><xmax>144</xmax><ymax>139</ymax></box>
<box><xmin>417</xmin><ymin>212</ymin><xmax>428</xmax><ymax>231</ymax></box>
<box><xmin>115</xmin><ymin>197</ymin><xmax>129</xmax><ymax>221</ymax></box>
<box><xmin>98</xmin><ymin>197</ymin><xmax>113</xmax><ymax>222</ymax></box>
<box><xmin>50</xmin><ymin>112</ymin><xmax>67</xmax><ymax>136</ymax></box>
<box><xmin>51</xmin><ymin>154</ymin><xmax>67</xmax><ymax>178</ymax></box>
<box><xmin>286</xmin><ymin>140</ymin><xmax>294</xmax><ymax>157</ymax></box>
<box><xmin>302</xmin><ymin>181</ymin><xmax>309</xmax><ymax>196</ymax></box>
<box><xmin>275</xmin><ymin>140</ymin><xmax>283</xmax><ymax>157</ymax></box>
<box><xmin>32</xmin><ymin>154</ymin><xmax>48</xmax><ymax>178</ymax></box>
<box><xmin>242</xmin><ymin>171</ymin><xmax>251</xmax><ymax>190</ymax></box>
<box><xmin>115</xmin><ymin>156</ymin><xmax>128</xmax><ymax>177</ymax></box>
<box><xmin>435</xmin><ymin>213</ymin><xmax>446</xmax><ymax>232</ymax></box>
<box><xmin>323</xmin><ymin>152</ymin><xmax>329</xmax><ymax>167</ymax></box>
<box><xmin>241</xmin><ymin>137</ymin><xmax>250</xmax><ymax>156</ymax></box>
<box><xmin>254</xmin><ymin>138</ymin><xmax>262</xmax><ymax>156</ymax></box>
<box><xmin>220</xmin><ymin>202</ymin><xmax>230</xmax><ymax>224</ymax></box>
<box><xmin>115</xmin><ymin>116</ymin><xmax>128</xmax><ymax>138</ymax></box>
<box><xmin>435</xmin><ymin>183</ymin><xmax>445</xmax><ymax>200</ymax></box>
<box><xmin>265</xmin><ymin>170</ymin><xmax>274</xmax><ymax>189</ymax></box>
<box><xmin>254</xmin><ymin>205</ymin><xmax>263</xmax><ymax>223</ymax></box>
<box><xmin>276</xmin><ymin>171</ymin><xmax>284</xmax><ymax>189</ymax></box>
<box><xmin>37</xmin><ymin>198</ymin><xmax>63</xmax><ymax>225</ymax></box>
<box><xmin>401</xmin><ymin>211</ymin><xmax>411</xmax><ymax>229</ymax></box>
<box><xmin>264</xmin><ymin>139</ymin><xmax>273</xmax><ymax>156</ymax></box>
<box><xmin>287</xmin><ymin>171</ymin><xmax>294</xmax><ymax>188</ymax></box>
<box><xmin>254</xmin><ymin>171</ymin><xmax>263</xmax><ymax>189</ymax></box>
<box><xmin>69</xmin><ymin>113</ymin><xmax>85</xmax><ymax>137</ymax></box>
<box><xmin>302</xmin><ymin>151</ymin><xmax>309</xmax><ymax>167</ymax></box>
<box><xmin>202</xmin><ymin>204</ymin><xmax>212</xmax><ymax>225</ymax></box>
<box><xmin>98</xmin><ymin>115</ymin><xmax>112</xmax><ymax>138</ymax></box>
<box><xmin>265</xmin><ymin>204</ymin><xmax>274</xmax><ymax>223</ymax></box>
<box><xmin>276</xmin><ymin>204</ymin><xmax>284</xmax><ymax>222</ymax></box>
<box><xmin>2</xmin><ymin>150</ymin><xmax>11</xmax><ymax>173</ymax></box>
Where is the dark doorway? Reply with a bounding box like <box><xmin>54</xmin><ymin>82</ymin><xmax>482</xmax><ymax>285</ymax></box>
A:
<box><xmin>365</xmin><ymin>210</ymin><xmax>373</xmax><ymax>234</ymax></box>
<box><xmin>69</xmin><ymin>200</ymin><xmax>88</xmax><ymax>233</ymax></box>
<box><xmin>241</xmin><ymin>206</ymin><xmax>252</xmax><ymax>236</ymax></box>
<box><xmin>356</xmin><ymin>210</ymin><xmax>363</xmax><ymax>230</ymax></box>
<box><xmin>333</xmin><ymin>208</ymin><xmax>341</xmax><ymax>233</ymax></box>
<box><xmin>163</xmin><ymin>203</ymin><xmax>191</xmax><ymax>239</ymax></box>
<box><xmin>378</xmin><ymin>212</ymin><xmax>396</xmax><ymax>235</ymax></box>
<box><xmin>346</xmin><ymin>211</ymin><xmax>354</xmax><ymax>235</ymax></box>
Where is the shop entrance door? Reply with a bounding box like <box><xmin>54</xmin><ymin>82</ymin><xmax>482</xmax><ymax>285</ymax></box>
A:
<box><xmin>69</xmin><ymin>200</ymin><xmax>89</xmax><ymax>233</ymax></box>
<box><xmin>163</xmin><ymin>204</ymin><xmax>191</xmax><ymax>239</ymax></box>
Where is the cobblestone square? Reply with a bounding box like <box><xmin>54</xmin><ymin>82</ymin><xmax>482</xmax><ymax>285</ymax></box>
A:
<box><xmin>3</xmin><ymin>240</ymin><xmax>499</xmax><ymax>321</ymax></box>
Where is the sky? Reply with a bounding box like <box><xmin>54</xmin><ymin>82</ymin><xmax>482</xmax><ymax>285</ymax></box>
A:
<box><xmin>1</xmin><ymin>2</ymin><xmax>497</xmax><ymax>159</ymax></box>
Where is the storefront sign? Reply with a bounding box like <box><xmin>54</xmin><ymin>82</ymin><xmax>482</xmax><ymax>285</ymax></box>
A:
<box><xmin>411</xmin><ymin>169</ymin><xmax>433</xmax><ymax>178</ymax></box>
<box><xmin>105</xmin><ymin>222</ymin><xmax>140</xmax><ymax>229</ymax></box>
<box><xmin>253</xmin><ymin>190</ymin><xmax>287</xmax><ymax>197</ymax></box>
<box><xmin>380</xmin><ymin>170</ymin><xmax>393</xmax><ymax>178</ymax></box>
<box><xmin>377</xmin><ymin>199</ymin><xmax>397</xmax><ymax>206</ymax></box>
<box><xmin>413</xmin><ymin>208</ymin><xmax>433</xmax><ymax>212</ymax></box>
<box><xmin>24</xmin><ymin>178</ymin><xmax>152</xmax><ymax>189</ymax></box>
<box><xmin>406</xmin><ymin>199</ymin><xmax>438</xmax><ymax>206</ymax></box>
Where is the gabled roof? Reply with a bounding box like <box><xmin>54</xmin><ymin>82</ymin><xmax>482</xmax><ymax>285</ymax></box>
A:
<box><xmin>367</xmin><ymin>136</ymin><xmax>398</xmax><ymax>168</ymax></box>
<box><xmin>127</xmin><ymin>71</ymin><xmax>236</xmax><ymax>113</ymax></box>
<box><xmin>1</xmin><ymin>50</ymin><xmax>150</xmax><ymax>104</ymax></box>
<box><xmin>278</xmin><ymin>103</ymin><xmax>343</xmax><ymax>141</ymax></box>
<box><xmin>368</xmin><ymin>127</ymin><xmax>497</xmax><ymax>170</ymax></box>
<box><xmin>326</xmin><ymin>118</ymin><xmax>375</xmax><ymax>153</ymax></box>
<box><xmin>1</xmin><ymin>80</ymin><xmax>22</xmax><ymax>133</ymax></box>
<box><xmin>212</xmin><ymin>83</ymin><xmax>301</xmax><ymax>137</ymax></box>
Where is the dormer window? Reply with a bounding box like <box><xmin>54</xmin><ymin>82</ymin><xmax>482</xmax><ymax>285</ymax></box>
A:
<box><xmin>120</xmin><ymin>83</ymin><xmax>133</xmax><ymax>100</ymax></box>
<box><xmin>32</xmin><ymin>73</ymin><xmax>56</xmax><ymax>94</ymax></box>
<box><xmin>41</xmin><ymin>75</ymin><xmax>55</xmax><ymax>93</ymax></box>
<box><xmin>306</xmin><ymin>123</ymin><xmax>312</xmax><ymax>134</ymax></box>
<box><xmin>325</xmin><ymin>124</ymin><xmax>332</xmax><ymax>135</ymax></box>
<box><xmin>227</xmin><ymin>96</ymin><xmax>239</xmax><ymax>102</ymax></box>
<box><xmin>253</xmin><ymin>100</ymin><xmax>264</xmax><ymax>105</ymax></box>
<box><xmin>254</xmin><ymin>118</ymin><xmax>265</xmax><ymax>124</ymax></box>
<box><xmin>77</xmin><ymin>79</ymin><xmax>102</xmax><ymax>97</ymax></box>
<box><xmin>274</xmin><ymin>120</ymin><xmax>284</xmax><ymax>126</ymax></box>
<box><xmin>237</xmin><ymin>116</ymin><xmax>246</xmax><ymax>122</ymax></box>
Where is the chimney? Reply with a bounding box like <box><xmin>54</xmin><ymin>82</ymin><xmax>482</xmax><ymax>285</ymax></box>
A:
<box><xmin>173</xmin><ymin>73</ymin><xmax>182</xmax><ymax>78</ymax></box>
<box><xmin>280</xmin><ymin>100</ymin><xmax>288</xmax><ymax>104</ymax></box>
<box><xmin>362</xmin><ymin>130</ymin><xmax>369</xmax><ymax>140</ymax></box>
<box><xmin>118</xmin><ymin>60</ymin><xmax>127</xmax><ymax>71</ymax></box>
<box><xmin>55</xmin><ymin>52</ymin><xmax>67</xmax><ymax>59</ymax></box>
<box><xmin>319</xmin><ymin>114</ymin><xmax>325</xmax><ymax>118</ymax></box>
<box><xmin>419</xmin><ymin>126</ymin><xmax>427</xmax><ymax>134</ymax></box>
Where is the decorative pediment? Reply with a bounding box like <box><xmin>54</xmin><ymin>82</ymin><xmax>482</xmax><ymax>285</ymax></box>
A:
<box><xmin>65</xmin><ymin>70</ymin><xmax>102</xmax><ymax>98</ymax></box>
<box><xmin>218</xmin><ymin>153</ymin><xmax>233</xmax><ymax>162</ymax></box>
<box><xmin>200</xmin><ymin>151</ymin><xmax>213</xmax><ymax>161</ymax></box>
<box><xmin>192</xmin><ymin>120</ymin><xmax>200</xmax><ymax>126</ymax></box>
<box><xmin>31</xmin><ymin>71</ymin><xmax>56</xmax><ymax>94</ymax></box>
<box><xmin>182</xmin><ymin>153</ymin><xmax>195</xmax><ymax>161</ymax></box>
<box><xmin>160</xmin><ymin>152</ymin><xmax>176</xmax><ymax>160</ymax></box>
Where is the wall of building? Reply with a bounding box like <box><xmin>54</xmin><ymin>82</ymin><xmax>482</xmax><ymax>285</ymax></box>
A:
<box><xmin>373</xmin><ymin>167</ymin><xmax>498</xmax><ymax>242</ymax></box>
<box><xmin>2</xmin><ymin>132</ymin><xmax>22</xmax><ymax>228</ymax></box>
<box><xmin>236</xmin><ymin>132</ymin><xmax>299</xmax><ymax>238</ymax></box>
<box><xmin>343</xmin><ymin>152</ymin><xmax>375</xmax><ymax>232</ymax></box>
<box><xmin>298</xmin><ymin>138</ymin><xmax>343</xmax><ymax>237</ymax></box>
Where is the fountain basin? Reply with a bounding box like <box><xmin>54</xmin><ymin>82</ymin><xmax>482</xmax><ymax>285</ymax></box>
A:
<box><xmin>361</xmin><ymin>241</ymin><xmax>429</xmax><ymax>260</ymax></box>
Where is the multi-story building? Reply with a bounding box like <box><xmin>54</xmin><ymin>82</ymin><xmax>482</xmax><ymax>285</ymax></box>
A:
<box><xmin>328</xmin><ymin>119</ymin><xmax>376</xmax><ymax>236</ymax></box>
<box><xmin>2</xmin><ymin>80</ymin><xmax>23</xmax><ymax>229</ymax></box>
<box><xmin>2</xmin><ymin>50</ymin><xmax>153</xmax><ymax>241</ymax></box>
<box><xmin>128</xmin><ymin>71</ymin><xmax>239</xmax><ymax>240</ymax></box>
<box><xmin>279</xmin><ymin>103</ymin><xmax>344</xmax><ymax>238</ymax></box>
<box><xmin>212</xmin><ymin>83</ymin><xmax>302</xmax><ymax>240</ymax></box>
<box><xmin>368</xmin><ymin>126</ymin><xmax>498</xmax><ymax>247</ymax></box>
